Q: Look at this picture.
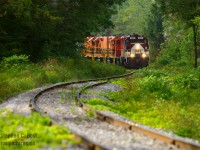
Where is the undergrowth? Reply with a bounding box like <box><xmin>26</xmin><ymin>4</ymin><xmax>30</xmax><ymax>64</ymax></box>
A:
<box><xmin>0</xmin><ymin>110</ymin><xmax>79</xmax><ymax>150</ymax></box>
<box><xmin>0</xmin><ymin>55</ymin><xmax>126</xmax><ymax>149</ymax></box>
<box><xmin>0</xmin><ymin>55</ymin><xmax>126</xmax><ymax>102</ymax></box>
<box><xmin>83</xmin><ymin>67</ymin><xmax>200</xmax><ymax>141</ymax></box>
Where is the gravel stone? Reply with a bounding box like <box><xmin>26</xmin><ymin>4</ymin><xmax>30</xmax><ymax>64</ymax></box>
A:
<box><xmin>37</xmin><ymin>82</ymin><xmax>180</xmax><ymax>150</ymax></box>
<box><xmin>1</xmin><ymin>81</ymin><xmax>199</xmax><ymax>150</ymax></box>
<box><xmin>0</xmin><ymin>87</ymin><xmax>46</xmax><ymax>115</ymax></box>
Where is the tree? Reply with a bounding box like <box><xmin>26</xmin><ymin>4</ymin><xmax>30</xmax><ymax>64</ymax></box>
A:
<box><xmin>0</xmin><ymin>0</ymin><xmax>63</xmax><ymax>61</ymax></box>
<box><xmin>156</xmin><ymin>0</ymin><xmax>200</xmax><ymax>68</ymax></box>
<box><xmin>0</xmin><ymin>0</ymin><xmax>125</xmax><ymax>61</ymax></box>
<box><xmin>145</xmin><ymin>2</ymin><xmax>164</xmax><ymax>62</ymax></box>
<box><xmin>110</xmin><ymin>0</ymin><xmax>152</xmax><ymax>35</ymax></box>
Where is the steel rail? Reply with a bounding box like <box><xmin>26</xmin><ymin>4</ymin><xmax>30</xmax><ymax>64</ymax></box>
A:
<box><xmin>77</xmin><ymin>80</ymin><xmax>200</xmax><ymax>150</ymax></box>
<box><xmin>29</xmin><ymin>72</ymin><xmax>134</xmax><ymax>150</ymax></box>
<box><xmin>29</xmin><ymin>70</ymin><xmax>200</xmax><ymax>150</ymax></box>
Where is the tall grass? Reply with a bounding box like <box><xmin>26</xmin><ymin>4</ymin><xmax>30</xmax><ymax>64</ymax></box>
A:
<box><xmin>0</xmin><ymin>55</ymin><xmax>126</xmax><ymax>102</ymax></box>
<box><xmin>0</xmin><ymin>55</ymin><xmax>125</xmax><ymax>149</ymax></box>
<box><xmin>83</xmin><ymin>67</ymin><xmax>200</xmax><ymax>141</ymax></box>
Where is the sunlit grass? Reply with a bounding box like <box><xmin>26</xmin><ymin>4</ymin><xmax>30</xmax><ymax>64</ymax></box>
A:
<box><xmin>83</xmin><ymin>68</ymin><xmax>200</xmax><ymax>141</ymax></box>
<box><xmin>0</xmin><ymin>110</ymin><xmax>79</xmax><ymax>150</ymax></box>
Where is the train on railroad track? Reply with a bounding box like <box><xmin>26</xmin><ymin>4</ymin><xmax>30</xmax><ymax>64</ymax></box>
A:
<box><xmin>81</xmin><ymin>34</ymin><xmax>150</xmax><ymax>69</ymax></box>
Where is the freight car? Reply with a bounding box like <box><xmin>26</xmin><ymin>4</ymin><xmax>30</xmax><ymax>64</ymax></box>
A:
<box><xmin>82</xmin><ymin>34</ymin><xmax>149</xmax><ymax>69</ymax></box>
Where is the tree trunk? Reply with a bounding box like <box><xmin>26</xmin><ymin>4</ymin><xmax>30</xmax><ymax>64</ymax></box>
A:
<box><xmin>193</xmin><ymin>24</ymin><xmax>198</xmax><ymax>68</ymax></box>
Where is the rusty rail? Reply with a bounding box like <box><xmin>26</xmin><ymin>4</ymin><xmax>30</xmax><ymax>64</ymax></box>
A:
<box><xmin>77</xmin><ymin>81</ymin><xmax>200</xmax><ymax>150</ymax></box>
<box><xmin>29</xmin><ymin>71</ymin><xmax>200</xmax><ymax>150</ymax></box>
<box><xmin>29</xmin><ymin>72</ymin><xmax>134</xmax><ymax>150</ymax></box>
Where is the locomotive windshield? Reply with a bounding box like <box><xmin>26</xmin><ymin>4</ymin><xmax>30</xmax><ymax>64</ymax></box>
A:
<box><xmin>130</xmin><ymin>39</ymin><xmax>144</xmax><ymax>43</ymax></box>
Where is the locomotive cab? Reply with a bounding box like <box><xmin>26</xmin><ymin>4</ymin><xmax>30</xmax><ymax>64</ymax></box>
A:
<box><xmin>129</xmin><ymin>43</ymin><xmax>149</xmax><ymax>68</ymax></box>
<box><xmin>124</xmin><ymin>35</ymin><xmax>150</xmax><ymax>68</ymax></box>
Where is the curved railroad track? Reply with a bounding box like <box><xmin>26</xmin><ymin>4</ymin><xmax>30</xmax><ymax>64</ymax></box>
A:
<box><xmin>29</xmin><ymin>72</ymin><xmax>200</xmax><ymax>150</ymax></box>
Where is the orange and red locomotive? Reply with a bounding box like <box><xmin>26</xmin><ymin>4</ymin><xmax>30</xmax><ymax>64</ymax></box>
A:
<box><xmin>82</xmin><ymin>34</ymin><xmax>150</xmax><ymax>68</ymax></box>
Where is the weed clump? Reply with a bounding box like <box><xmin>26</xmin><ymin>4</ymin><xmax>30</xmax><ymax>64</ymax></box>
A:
<box><xmin>84</xmin><ymin>68</ymin><xmax>200</xmax><ymax>142</ymax></box>
<box><xmin>0</xmin><ymin>55</ymin><xmax>126</xmax><ymax>102</ymax></box>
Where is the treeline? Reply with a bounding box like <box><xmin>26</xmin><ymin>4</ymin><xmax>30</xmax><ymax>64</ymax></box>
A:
<box><xmin>0</xmin><ymin>0</ymin><xmax>125</xmax><ymax>61</ymax></box>
<box><xmin>146</xmin><ymin>0</ymin><xmax>200</xmax><ymax>68</ymax></box>
<box><xmin>111</xmin><ymin>0</ymin><xmax>200</xmax><ymax>68</ymax></box>
<box><xmin>1</xmin><ymin>0</ymin><xmax>199</xmax><ymax>67</ymax></box>
<box><xmin>110</xmin><ymin>0</ymin><xmax>152</xmax><ymax>35</ymax></box>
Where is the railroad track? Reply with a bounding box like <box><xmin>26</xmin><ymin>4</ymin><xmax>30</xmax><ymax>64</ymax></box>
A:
<box><xmin>29</xmin><ymin>72</ymin><xmax>200</xmax><ymax>150</ymax></box>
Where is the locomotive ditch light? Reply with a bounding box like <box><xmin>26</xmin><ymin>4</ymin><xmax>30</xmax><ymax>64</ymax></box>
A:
<box><xmin>131</xmin><ymin>54</ymin><xmax>135</xmax><ymax>57</ymax></box>
<box><xmin>142</xmin><ymin>53</ymin><xmax>146</xmax><ymax>58</ymax></box>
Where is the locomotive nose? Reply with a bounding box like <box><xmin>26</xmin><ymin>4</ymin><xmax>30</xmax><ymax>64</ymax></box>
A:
<box><xmin>135</xmin><ymin>44</ymin><xmax>141</xmax><ymax>50</ymax></box>
<box><xmin>131</xmin><ymin>43</ymin><xmax>143</xmax><ymax>51</ymax></box>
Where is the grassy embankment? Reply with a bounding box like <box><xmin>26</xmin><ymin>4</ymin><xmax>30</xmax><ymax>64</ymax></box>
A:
<box><xmin>0</xmin><ymin>55</ymin><xmax>126</xmax><ymax>149</ymax></box>
<box><xmin>83</xmin><ymin>63</ymin><xmax>200</xmax><ymax>142</ymax></box>
<box><xmin>0</xmin><ymin>55</ymin><xmax>126</xmax><ymax>103</ymax></box>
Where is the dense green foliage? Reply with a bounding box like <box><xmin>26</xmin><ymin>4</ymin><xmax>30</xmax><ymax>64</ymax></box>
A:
<box><xmin>0</xmin><ymin>55</ymin><xmax>126</xmax><ymax>102</ymax></box>
<box><xmin>155</xmin><ymin>17</ymin><xmax>195</xmax><ymax>67</ymax></box>
<box><xmin>147</xmin><ymin>0</ymin><xmax>200</xmax><ymax>68</ymax></box>
<box><xmin>1</xmin><ymin>0</ymin><xmax>200</xmax><ymax>145</ymax></box>
<box><xmin>0</xmin><ymin>0</ymin><xmax>125</xmax><ymax>61</ymax></box>
<box><xmin>83</xmin><ymin>67</ymin><xmax>200</xmax><ymax>141</ymax></box>
<box><xmin>145</xmin><ymin>2</ymin><xmax>164</xmax><ymax>62</ymax></box>
<box><xmin>109</xmin><ymin>0</ymin><xmax>199</xmax><ymax>66</ymax></box>
<box><xmin>110</xmin><ymin>0</ymin><xmax>152</xmax><ymax>35</ymax></box>
<box><xmin>0</xmin><ymin>110</ymin><xmax>78</xmax><ymax>150</ymax></box>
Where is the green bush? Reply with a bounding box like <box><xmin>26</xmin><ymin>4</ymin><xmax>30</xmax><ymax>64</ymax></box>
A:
<box><xmin>0</xmin><ymin>55</ymin><xmax>30</xmax><ymax>71</ymax></box>
<box><xmin>174</xmin><ymin>74</ymin><xmax>199</xmax><ymax>89</ymax></box>
<box><xmin>83</xmin><ymin>67</ymin><xmax>200</xmax><ymax>141</ymax></box>
<box><xmin>156</xmin><ymin>55</ymin><xmax>173</xmax><ymax>66</ymax></box>
<box><xmin>139</xmin><ymin>75</ymin><xmax>172</xmax><ymax>100</ymax></box>
<box><xmin>0</xmin><ymin>56</ymin><xmax>126</xmax><ymax>102</ymax></box>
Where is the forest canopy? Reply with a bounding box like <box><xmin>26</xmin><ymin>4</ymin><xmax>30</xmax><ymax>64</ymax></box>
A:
<box><xmin>0</xmin><ymin>0</ymin><xmax>199</xmax><ymax>67</ymax></box>
<box><xmin>0</xmin><ymin>0</ymin><xmax>125</xmax><ymax>61</ymax></box>
<box><xmin>111</xmin><ymin>0</ymin><xmax>152</xmax><ymax>35</ymax></box>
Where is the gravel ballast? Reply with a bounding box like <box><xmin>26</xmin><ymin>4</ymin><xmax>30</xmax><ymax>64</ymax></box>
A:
<box><xmin>1</xmin><ymin>81</ymin><xmax>199</xmax><ymax>150</ymax></box>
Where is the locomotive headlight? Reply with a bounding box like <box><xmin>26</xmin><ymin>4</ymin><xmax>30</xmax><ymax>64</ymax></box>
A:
<box><xmin>142</xmin><ymin>53</ymin><xmax>146</xmax><ymax>58</ymax></box>
<box><xmin>135</xmin><ymin>44</ymin><xmax>140</xmax><ymax>50</ymax></box>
